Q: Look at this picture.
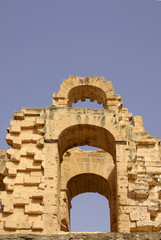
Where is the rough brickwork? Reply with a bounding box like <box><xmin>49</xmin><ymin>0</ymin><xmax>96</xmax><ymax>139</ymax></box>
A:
<box><xmin>0</xmin><ymin>232</ymin><xmax>161</xmax><ymax>240</ymax></box>
<box><xmin>0</xmin><ymin>76</ymin><xmax>160</xmax><ymax>234</ymax></box>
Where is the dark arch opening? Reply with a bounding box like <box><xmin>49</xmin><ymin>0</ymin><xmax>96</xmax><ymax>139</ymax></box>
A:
<box><xmin>67</xmin><ymin>173</ymin><xmax>111</xmax><ymax>201</ymax></box>
<box><xmin>66</xmin><ymin>173</ymin><xmax>113</xmax><ymax>232</ymax></box>
<box><xmin>70</xmin><ymin>193</ymin><xmax>110</xmax><ymax>232</ymax></box>
<box><xmin>67</xmin><ymin>85</ymin><xmax>107</xmax><ymax>109</ymax></box>
<box><xmin>58</xmin><ymin>124</ymin><xmax>116</xmax><ymax>162</ymax></box>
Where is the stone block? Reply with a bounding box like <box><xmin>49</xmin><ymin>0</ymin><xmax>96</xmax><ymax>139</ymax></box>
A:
<box><xmin>14</xmin><ymin>111</ymin><xmax>25</xmax><ymax>120</ymax></box>
<box><xmin>3</xmin><ymin>204</ymin><xmax>13</xmax><ymax>213</ymax></box>
<box><xmin>12</xmin><ymin>138</ymin><xmax>22</xmax><ymax>148</ymax></box>
<box><xmin>21</xmin><ymin>107</ymin><xmax>41</xmax><ymax>116</ymax></box>
<box><xmin>130</xmin><ymin>211</ymin><xmax>139</xmax><ymax>221</ymax></box>
<box><xmin>25</xmin><ymin>204</ymin><xmax>43</xmax><ymax>214</ymax></box>
<box><xmin>6</xmin><ymin>147</ymin><xmax>15</xmax><ymax>158</ymax></box>
<box><xmin>32</xmin><ymin>135</ymin><xmax>42</xmax><ymax>142</ymax></box>
<box><xmin>4</xmin><ymin>220</ymin><xmax>17</xmax><ymax>230</ymax></box>
<box><xmin>38</xmin><ymin>183</ymin><xmax>46</xmax><ymax>190</ymax></box>
<box><xmin>44</xmin><ymin>168</ymin><xmax>55</xmax><ymax>179</ymax></box>
<box><xmin>8</xmin><ymin>168</ymin><xmax>17</xmax><ymax>177</ymax></box>
<box><xmin>117</xmin><ymin>220</ymin><xmax>131</xmax><ymax>233</ymax></box>
<box><xmin>13</xmin><ymin>197</ymin><xmax>29</xmax><ymax>206</ymax></box>
<box><xmin>10</xmin><ymin>125</ymin><xmax>21</xmax><ymax>134</ymax></box>
<box><xmin>12</xmin><ymin>151</ymin><xmax>21</xmax><ymax>162</ymax></box>
<box><xmin>26</xmin><ymin>162</ymin><xmax>42</xmax><ymax>171</ymax></box>
<box><xmin>6</xmin><ymin>183</ymin><xmax>14</xmax><ymax>191</ymax></box>
<box><xmin>24</xmin><ymin>177</ymin><xmax>41</xmax><ymax>186</ymax></box>
<box><xmin>32</xmin><ymin>220</ymin><xmax>43</xmax><ymax>230</ymax></box>
<box><xmin>32</xmin><ymin>190</ymin><xmax>44</xmax><ymax>199</ymax></box>
<box><xmin>15</xmin><ymin>176</ymin><xmax>24</xmax><ymax>185</ymax></box>
<box><xmin>30</xmin><ymin>171</ymin><xmax>43</xmax><ymax>177</ymax></box>
<box><xmin>20</xmin><ymin>147</ymin><xmax>27</xmax><ymax>156</ymax></box>
<box><xmin>21</xmin><ymin>120</ymin><xmax>35</xmax><ymax>129</ymax></box>
<box><xmin>27</xmin><ymin>148</ymin><xmax>36</xmax><ymax>156</ymax></box>
<box><xmin>129</xmin><ymin>189</ymin><xmax>149</xmax><ymax>199</ymax></box>
<box><xmin>36</xmin><ymin>138</ymin><xmax>44</xmax><ymax>147</ymax></box>
<box><xmin>147</xmin><ymin>200</ymin><xmax>160</xmax><ymax>216</ymax></box>
<box><xmin>6</xmin><ymin>161</ymin><xmax>15</xmax><ymax>170</ymax></box>
<box><xmin>34</xmin><ymin>152</ymin><xmax>44</xmax><ymax>162</ymax></box>
<box><xmin>35</xmin><ymin>118</ymin><xmax>44</xmax><ymax>126</ymax></box>
<box><xmin>132</xmin><ymin>116</ymin><xmax>144</xmax><ymax>127</ymax></box>
<box><xmin>17</xmin><ymin>221</ymin><xmax>32</xmax><ymax>230</ymax></box>
<box><xmin>43</xmin><ymin>205</ymin><xmax>57</xmax><ymax>214</ymax></box>
<box><xmin>128</xmin><ymin>182</ymin><xmax>149</xmax><ymax>199</ymax></box>
<box><xmin>5</xmin><ymin>134</ymin><xmax>13</xmax><ymax>146</ymax></box>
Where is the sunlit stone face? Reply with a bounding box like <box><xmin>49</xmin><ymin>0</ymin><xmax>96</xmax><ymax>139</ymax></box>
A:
<box><xmin>0</xmin><ymin>76</ymin><xmax>160</xmax><ymax>234</ymax></box>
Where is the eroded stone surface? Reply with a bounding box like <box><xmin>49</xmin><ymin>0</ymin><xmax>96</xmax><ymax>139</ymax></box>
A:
<box><xmin>0</xmin><ymin>233</ymin><xmax>161</xmax><ymax>240</ymax></box>
<box><xmin>0</xmin><ymin>76</ymin><xmax>160</xmax><ymax>234</ymax></box>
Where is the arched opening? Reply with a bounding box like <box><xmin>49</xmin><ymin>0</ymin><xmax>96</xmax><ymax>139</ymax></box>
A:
<box><xmin>71</xmin><ymin>193</ymin><xmax>110</xmax><ymax>232</ymax></box>
<box><xmin>67</xmin><ymin>173</ymin><xmax>111</xmax><ymax>200</ymax></box>
<box><xmin>59</xmin><ymin>124</ymin><xmax>117</xmax><ymax>232</ymax></box>
<box><xmin>67</xmin><ymin>173</ymin><xmax>112</xmax><ymax>232</ymax></box>
<box><xmin>58</xmin><ymin>124</ymin><xmax>116</xmax><ymax>163</ymax></box>
<box><xmin>67</xmin><ymin>85</ymin><xmax>107</xmax><ymax>109</ymax></box>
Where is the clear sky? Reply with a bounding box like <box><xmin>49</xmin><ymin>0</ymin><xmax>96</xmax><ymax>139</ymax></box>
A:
<box><xmin>0</xmin><ymin>0</ymin><xmax>161</xmax><ymax>232</ymax></box>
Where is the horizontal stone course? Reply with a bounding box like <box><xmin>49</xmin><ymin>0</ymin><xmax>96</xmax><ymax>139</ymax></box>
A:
<box><xmin>0</xmin><ymin>233</ymin><xmax>161</xmax><ymax>240</ymax></box>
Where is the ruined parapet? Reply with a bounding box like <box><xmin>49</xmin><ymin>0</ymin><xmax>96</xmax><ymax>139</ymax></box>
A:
<box><xmin>52</xmin><ymin>76</ymin><xmax>123</xmax><ymax>112</ymax></box>
<box><xmin>0</xmin><ymin>76</ymin><xmax>160</xmax><ymax>234</ymax></box>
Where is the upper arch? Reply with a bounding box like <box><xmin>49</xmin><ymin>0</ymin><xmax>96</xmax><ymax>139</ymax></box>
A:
<box><xmin>67</xmin><ymin>85</ymin><xmax>106</xmax><ymax>108</ymax></box>
<box><xmin>52</xmin><ymin>76</ymin><xmax>123</xmax><ymax>111</ymax></box>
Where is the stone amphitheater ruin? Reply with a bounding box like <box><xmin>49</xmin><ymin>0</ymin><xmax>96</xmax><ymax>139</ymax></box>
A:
<box><xmin>0</xmin><ymin>76</ymin><xmax>161</xmax><ymax>240</ymax></box>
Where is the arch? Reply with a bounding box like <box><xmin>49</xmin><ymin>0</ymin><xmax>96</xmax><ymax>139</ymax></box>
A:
<box><xmin>58</xmin><ymin>124</ymin><xmax>116</xmax><ymax>162</ymax></box>
<box><xmin>52</xmin><ymin>76</ymin><xmax>123</xmax><ymax>111</ymax></box>
<box><xmin>45</xmin><ymin>107</ymin><xmax>126</xmax><ymax>145</ymax></box>
<box><xmin>67</xmin><ymin>85</ymin><xmax>106</xmax><ymax>108</ymax></box>
<box><xmin>61</xmin><ymin>148</ymin><xmax>115</xmax><ymax>190</ymax></box>
<box><xmin>67</xmin><ymin>173</ymin><xmax>111</xmax><ymax>202</ymax></box>
<box><xmin>60</xmin><ymin>137</ymin><xmax>117</xmax><ymax>232</ymax></box>
<box><xmin>61</xmin><ymin>173</ymin><xmax>117</xmax><ymax>232</ymax></box>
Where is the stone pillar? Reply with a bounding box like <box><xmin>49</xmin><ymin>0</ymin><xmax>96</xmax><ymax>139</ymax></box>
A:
<box><xmin>115</xmin><ymin>141</ymin><xmax>131</xmax><ymax>233</ymax></box>
<box><xmin>42</xmin><ymin>142</ymin><xmax>61</xmax><ymax>234</ymax></box>
<box><xmin>60</xmin><ymin>189</ymin><xmax>70</xmax><ymax>232</ymax></box>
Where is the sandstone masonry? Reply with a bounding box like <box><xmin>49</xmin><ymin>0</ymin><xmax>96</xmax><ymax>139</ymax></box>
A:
<box><xmin>0</xmin><ymin>76</ymin><xmax>160</xmax><ymax>234</ymax></box>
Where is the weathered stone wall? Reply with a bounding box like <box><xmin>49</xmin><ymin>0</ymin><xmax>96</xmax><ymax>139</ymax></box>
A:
<box><xmin>0</xmin><ymin>76</ymin><xmax>160</xmax><ymax>235</ymax></box>
<box><xmin>0</xmin><ymin>108</ymin><xmax>46</xmax><ymax>233</ymax></box>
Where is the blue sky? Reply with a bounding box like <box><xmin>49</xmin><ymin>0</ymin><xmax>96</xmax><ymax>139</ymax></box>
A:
<box><xmin>0</xmin><ymin>0</ymin><xmax>161</xmax><ymax>232</ymax></box>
